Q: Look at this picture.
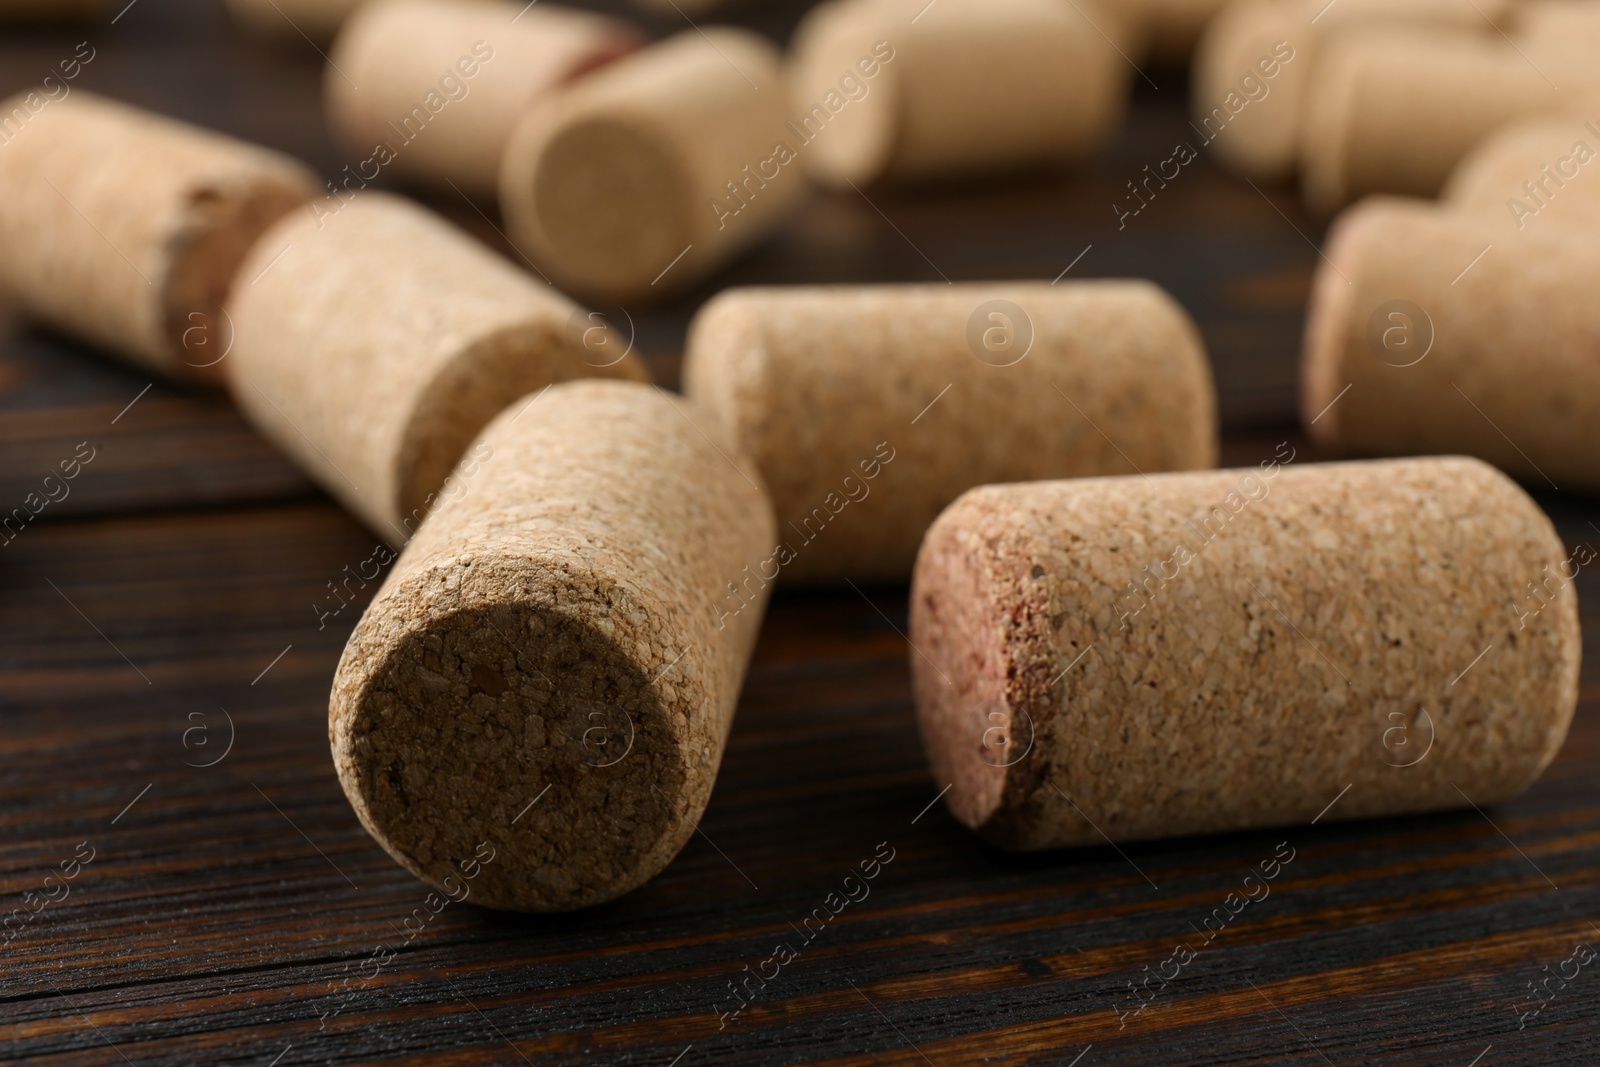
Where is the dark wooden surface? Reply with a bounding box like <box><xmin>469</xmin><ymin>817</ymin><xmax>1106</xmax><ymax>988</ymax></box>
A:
<box><xmin>3</xmin><ymin>3</ymin><xmax>1599</xmax><ymax>1065</ymax></box>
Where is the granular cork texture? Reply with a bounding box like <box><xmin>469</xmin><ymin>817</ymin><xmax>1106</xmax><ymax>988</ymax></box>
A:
<box><xmin>327</xmin><ymin>0</ymin><xmax>641</xmax><ymax>194</ymax></box>
<box><xmin>1301</xmin><ymin>196</ymin><xmax>1600</xmax><ymax>489</ymax></box>
<box><xmin>1445</xmin><ymin>115</ymin><xmax>1600</xmax><ymax>233</ymax></box>
<box><xmin>499</xmin><ymin>29</ymin><xmax>804</xmax><ymax>302</ymax></box>
<box><xmin>682</xmin><ymin>281</ymin><xmax>1218</xmax><ymax>583</ymax></box>
<box><xmin>1299</xmin><ymin>30</ymin><xmax>1569</xmax><ymax>213</ymax></box>
<box><xmin>227</xmin><ymin>192</ymin><xmax>648</xmax><ymax>541</ymax></box>
<box><xmin>910</xmin><ymin>457</ymin><xmax>1580</xmax><ymax>849</ymax></box>
<box><xmin>788</xmin><ymin>0</ymin><xmax>1125</xmax><ymax>187</ymax></box>
<box><xmin>330</xmin><ymin>381</ymin><xmax>776</xmax><ymax>911</ymax></box>
<box><xmin>0</xmin><ymin>91</ymin><xmax>316</xmax><ymax>383</ymax></box>
<box><xmin>1192</xmin><ymin>0</ymin><xmax>1509</xmax><ymax>182</ymax></box>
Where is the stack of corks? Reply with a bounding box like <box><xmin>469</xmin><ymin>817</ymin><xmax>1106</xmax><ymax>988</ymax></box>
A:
<box><xmin>0</xmin><ymin>0</ymin><xmax>1584</xmax><ymax>912</ymax></box>
<box><xmin>1194</xmin><ymin>0</ymin><xmax>1600</xmax><ymax>211</ymax></box>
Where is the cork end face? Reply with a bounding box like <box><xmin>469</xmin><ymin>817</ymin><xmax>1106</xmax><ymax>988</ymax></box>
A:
<box><xmin>165</xmin><ymin>175</ymin><xmax>314</xmax><ymax>385</ymax></box>
<box><xmin>1190</xmin><ymin>1</ymin><xmax>1301</xmax><ymax>181</ymax></box>
<box><xmin>788</xmin><ymin>6</ymin><xmax>900</xmax><ymax>188</ymax></box>
<box><xmin>909</xmin><ymin>493</ymin><xmax>1021</xmax><ymax>833</ymax></box>
<box><xmin>515</xmin><ymin>115</ymin><xmax>693</xmax><ymax>300</ymax></box>
<box><xmin>1298</xmin><ymin>36</ymin><xmax>1370</xmax><ymax>216</ymax></box>
<box><xmin>1299</xmin><ymin>204</ymin><xmax>1372</xmax><ymax>447</ymax></box>
<box><xmin>332</xmin><ymin>577</ymin><xmax>692</xmax><ymax>913</ymax></box>
<box><xmin>1300</xmin><ymin>197</ymin><xmax>1425</xmax><ymax>449</ymax></box>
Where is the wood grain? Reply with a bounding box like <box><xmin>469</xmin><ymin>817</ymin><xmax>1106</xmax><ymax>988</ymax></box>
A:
<box><xmin>1</xmin><ymin>1</ymin><xmax>1597</xmax><ymax>1064</ymax></box>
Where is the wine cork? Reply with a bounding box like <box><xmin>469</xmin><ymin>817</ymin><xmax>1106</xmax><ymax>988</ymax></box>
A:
<box><xmin>499</xmin><ymin>28</ymin><xmax>804</xmax><ymax>303</ymax></box>
<box><xmin>1299</xmin><ymin>29</ymin><xmax>1597</xmax><ymax>213</ymax></box>
<box><xmin>0</xmin><ymin>92</ymin><xmax>316</xmax><ymax>384</ymax></box>
<box><xmin>330</xmin><ymin>380</ymin><xmax>776</xmax><ymax>911</ymax></box>
<box><xmin>228</xmin><ymin>0</ymin><xmax>365</xmax><ymax>43</ymax></box>
<box><xmin>1192</xmin><ymin>0</ymin><xmax>1511</xmax><ymax>181</ymax></box>
<box><xmin>911</xmin><ymin>457</ymin><xmax>1579</xmax><ymax>849</ymax></box>
<box><xmin>1301</xmin><ymin>196</ymin><xmax>1600</xmax><ymax>488</ymax></box>
<box><xmin>786</xmin><ymin>0</ymin><xmax>1127</xmax><ymax>188</ymax></box>
<box><xmin>681</xmin><ymin>281</ymin><xmax>1218</xmax><ymax>583</ymax></box>
<box><xmin>326</xmin><ymin>0</ymin><xmax>642</xmax><ymax>195</ymax></box>
<box><xmin>1444</xmin><ymin>115</ymin><xmax>1600</xmax><ymax>233</ymax></box>
<box><xmin>227</xmin><ymin>192</ymin><xmax>649</xmax><ymax>542</ymax></box>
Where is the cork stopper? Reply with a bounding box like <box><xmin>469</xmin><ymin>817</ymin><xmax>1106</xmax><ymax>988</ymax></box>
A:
<box><xmin>499</xmin><ymin>28</ymin><xmax>805</xmax><ymax>303</ymax></box>
<box><xmin>1443</xmin><ymin>115</ymin><xmax>1600</xmax><ymax>233</ymax></box>
<box><xmin>1192</xmin><ymin>0</ymin><xmax>1513</xmax><ymax>182</ymax></box>
<box><xmin>682</xmin><ymin>281</ymin><xmax>1218</xmax><ymax>583</ymax></box>
<box><xmin>1300</xmin><ymin>195</ymin><xmax>1600</xmax><ymax>489</ymax></box>
<box><xmin>330</xmin><ymin>381</ymin><xmax>776</xmax><ymax>911</ymax></box>
<box><xmin>226</xmin><ymin>192</ymin><xmax>649</xmax><ymax>541</ymax></box>
<box><xmin>0</xmin><ymin>91</ymin><xmax>316</xmax><ymax>383</ymax></box>
<box><xmin>1299</xmin><ymin>29</ymin><xmax>1576</xmax><ymax>213</ymax></box>
<box><xmin>787</xmin><ymin>0</ymin><xmax>1127</xmax><ymax>188</ymax></box>
<box><xmin>912</xmin><ymin>457</ymin><xmax>1580</xmax><ymax>849</ymax></box>
<box><xmin>326</xmin><ymin>0</ymin><xmax>642</xmax><ymax>195</ymax></box>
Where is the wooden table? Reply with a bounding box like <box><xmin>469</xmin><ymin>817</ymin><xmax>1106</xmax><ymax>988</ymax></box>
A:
<box><xmin>3</xmin><ymin>3</ymin><xmax>1597</xmax><ymax>1064</ymax></box>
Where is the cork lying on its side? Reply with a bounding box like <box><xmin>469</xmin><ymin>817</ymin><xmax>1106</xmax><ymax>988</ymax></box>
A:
<box><xmin>0</xmin><ymin>92</ymin><xmax>316</xmax><ymax>383</ymax></box>
<box><xmin>911</xmin><ymin>457</ymin><xmax>1579</xmax><ymax>849</ymax></box>
<box><xmin>682</xmin><ymin>282</ymin><xmax>1218</xmax><ymax>583</ymax></box>
<box><xmin>228</xmin><ymin>0</ymin><xmax>366</xmax><ymax>43</ymax></box>
<box><xmin>227</xmin><ymin>193</ymin><xmax>648</xmax><ymax>541</ymax></box>
<box><xmin>327</xmin><ymin>0</ymin><xmax>641</xmax><ymax>195</ymax></box>
<box><xmin>1444</xmin><ymin>115</ymin><xmax>1600</xmax><ymax>233</ymax></box>
<box><xmin>331</xmin><ymin>381</ymin><xmax>776</xmax><ymax>911</ymax></box>
<box><xmin>499</xmin><ymin>29</ymin><xmax>803</xmax><ymax>302</ymax></box>
<box><xmin>1301</xmin><ymin>196</ymin><xmax>1600</xmax><ymax>488</ymax></box>
<box><xmin>787</xmin><ymin>0</ymin><xmax>1126</xmax><ymax>187</ymax></box>
<box><xmin>1192</xmin><ymin>0</ymin><xmax>1510</xmax><ymax>182</ymax></box>
<box><xmin>1299</xmin><ymin>29</ymin><xmax>1600</xmax><ymax>213</ymax></box>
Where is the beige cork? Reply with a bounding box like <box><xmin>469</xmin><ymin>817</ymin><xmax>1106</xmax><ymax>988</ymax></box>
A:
<box><xmin>911</xmin><ymin>457</ymin><xmax>1580</xmax><ymax>850</ymax></box>
<box><xmin>227</xmin><ymin>192</ymin><xmax>649</xmax><ymax>542</ymax></box>
<box><xmin>1298</xmin><ymin>28</ymin><xmax>1600</xmax><ymax>213</ymax></box>
<box><xmin>228</xmin><ymin>0</ymin><xmax>366</xmax><ymax>44</ymax></box>
<box><xmin>681</xmin><ymin>281</ymin><xmax>1218</xmax><ymax>584</ymax></box>
<box><xmin>499</xmin><ymin>28</ymin><xmax>804</xmax><ymax>303</ymax></box>
<box><xmin>326</xmin><ymin>0</ymin><xmax>641</xmax><ymax>196</ymax></box>
<box><xmin>330</xmin><ymin>380</ymin><xmax>776</xmax><ymax>911</ymax></box>
<box><xmin>1300</xmin><ymin>196</ymin><xmax>1600</xmax><ymax>488</ymax></box>
<box><xmin>1444</xmin><ymin>114</ymin><xmax>1600</xmax><ymax>233</ymax></box>
<box><xmin>786</xmin><ymin>0</ymin><xmax>1127</xmax><ymax>188</ymax></box>
<box><xmin>0</xmin><ymin>92</ymin><xmax>316</xmax><ymax>384</ymax></box>
<box><xmin>1192</xmin><ymin>0</ymin><xmax>1510</xmax><ymax>182</ymax></box>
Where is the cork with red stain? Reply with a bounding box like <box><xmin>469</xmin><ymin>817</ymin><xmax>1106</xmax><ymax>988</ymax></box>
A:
<box><xmin>910</xmin><ymin>457</ymin><xmax>1578</xmax><ymax>850</ymax></box>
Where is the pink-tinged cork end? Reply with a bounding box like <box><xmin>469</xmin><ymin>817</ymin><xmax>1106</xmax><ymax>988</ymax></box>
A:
<box><xmin>908</xmin><ymin>507</ymin><xmax>1012</xmax><ymax>830</ymax></box>
<box><xmin>1299</xmin><ymin>199</ymin><xmax>1381</xmax><ymax>448</ymax></box>
<box><xmin>910</xmin><ymin>489</ymin><xmax>1061</xmax><ymax>842</ymax></box>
